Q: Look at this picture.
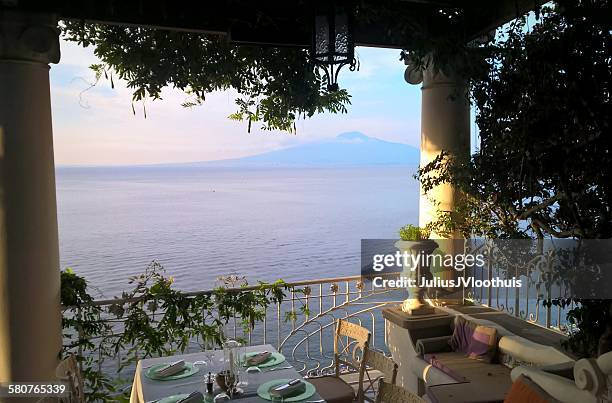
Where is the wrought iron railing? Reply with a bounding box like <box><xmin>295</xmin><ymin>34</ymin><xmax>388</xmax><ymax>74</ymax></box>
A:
<box><xmin>67</xmin><ymin>244</ymin><xmax>575</xmax><ymax>392</ymax></box>
<box><xmin>67</xmin><ymin>273</ymin><xmax>405</xmax><ymax>379</ymax></box>
<box><xmin>463</xmin><ymin>239</ymin><xmax>573</xmax><ymax>334</ymax></box>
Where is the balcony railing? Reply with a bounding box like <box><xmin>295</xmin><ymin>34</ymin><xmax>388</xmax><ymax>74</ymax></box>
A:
<box><xmin>463</xmin><ymin>239</ymin><xmax>573</xmax><ymax>334</ymax></box>
<box><xmin>65</xmin><ymin>243</ymin><xmax>574</xmax><ymax>395</ymax></box>
<box><xmin>65</xmin><ymin>273</ymin><xmax>405</xmax><ymax>382</ymax></box>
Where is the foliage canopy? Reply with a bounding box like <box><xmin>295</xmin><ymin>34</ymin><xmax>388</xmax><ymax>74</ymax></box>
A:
<box><xmin>61</xmin><ymin>22</ymin><xmax>351</xmax><ymax>133</ymax></box>
<box><xmin>418</xmin><ymin>0</ymin><xmax>611</xmax><ymax>357</ymax></box>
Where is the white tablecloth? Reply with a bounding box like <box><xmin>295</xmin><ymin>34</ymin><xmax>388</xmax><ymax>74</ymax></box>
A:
<box><xmin>130</xmin><ymin>344</ymin><xmax>324</xmax><ymax>402</ymax></box>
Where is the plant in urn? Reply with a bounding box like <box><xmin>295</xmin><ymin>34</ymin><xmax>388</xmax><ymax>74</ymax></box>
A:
<box><xmin>396</xmin><ymin>225</ymin><xmax>438</xmax><ymax>315</ymax></box>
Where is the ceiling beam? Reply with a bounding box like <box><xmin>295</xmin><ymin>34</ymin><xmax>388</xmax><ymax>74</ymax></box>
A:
<box><xmin>1</xmin><ymin>0</ymin><xmax>537</xmax><ymax>48</ymax></box>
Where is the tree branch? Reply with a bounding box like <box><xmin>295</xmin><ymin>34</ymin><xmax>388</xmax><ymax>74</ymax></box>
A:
<box><xmin>517</xmin><ymin>193</ymin><xmax>565</xmax><ymax>220</ymax></box>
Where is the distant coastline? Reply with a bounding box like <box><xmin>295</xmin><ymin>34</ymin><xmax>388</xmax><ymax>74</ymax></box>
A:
<box><xmin>56</xmin><ymin>131</ymin><xmax>419</xmax><ymax>169</ymax></box>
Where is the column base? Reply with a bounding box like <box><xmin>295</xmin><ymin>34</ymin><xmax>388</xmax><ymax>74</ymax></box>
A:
<box><xmin>403</xmin><ymin>304</ymin><xmax>435</xmax><ymax>316</ymax></box>
<box><xmin>401</xmin><ymin>299</ymin><xmax>435</xmax><ymax>315</ymax></box>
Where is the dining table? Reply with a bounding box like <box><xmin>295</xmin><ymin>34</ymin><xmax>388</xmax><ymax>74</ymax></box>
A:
<box><xmin>130</xmin><ymin>344</ymin><xmax>326</xmax><ymax>403</ymax></box>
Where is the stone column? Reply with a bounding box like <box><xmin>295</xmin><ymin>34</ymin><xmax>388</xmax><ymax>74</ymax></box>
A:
<box><xmin>0</xmin><ymin>11</ymin><xmax>62</xmax><ymax>383</ymax></box>
<box><xmin>412</xmin><ymin>64</ymin><xmax>470</xmax><ymax>234</ymax></box>
<box><xmin>405</xmin><ymin>60</ymin><xmax>470</xmax><ymax>301</ymax></box>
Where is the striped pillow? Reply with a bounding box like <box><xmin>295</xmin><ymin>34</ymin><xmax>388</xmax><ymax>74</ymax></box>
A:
<box><xmin>467</xmin><ymin>325</ymin><xmax>497</xmax><ymax>363</ymax></box>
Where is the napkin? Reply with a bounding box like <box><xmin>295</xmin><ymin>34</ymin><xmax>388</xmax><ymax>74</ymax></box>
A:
<box><xmin>155</xmin><ymin>360</ymin><xmax>185</xmax><ymax>377</ymax></box>
<box><xmin>270</xmin><ymin>379</ymin><xmax>306</xmax><ymax>398</ymax></box>
<box><xmin>177</xmin><ymin>391</ymin><xmax>203</xmax><ymax>403</ymax></box>
<box><xmin>247</xmin><ymin>351</ymin><xmax>272</xmax><ymax>366</ymax></box>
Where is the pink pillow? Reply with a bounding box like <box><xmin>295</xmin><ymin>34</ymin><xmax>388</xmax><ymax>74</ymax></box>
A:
<box><xmin>449</xmin><ymin>316</ymin><xmax>476</xmax><ymax>353</ymax></box>
<box><xmin>466</xmin><ymin>325</ymin><xmax>497</xmax><ymax>363</ymax></box>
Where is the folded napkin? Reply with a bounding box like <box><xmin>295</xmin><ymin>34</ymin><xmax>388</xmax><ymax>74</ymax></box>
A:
<box><xmin>177</xmin><ymin>391</ymin><xmax>203</xmax><ymax>403</ymax></box>
<box><xmin>247</xmin><ymin>351</ymin><xmax>272</xmax><ymax>366</ymax></box>
<box><xmin>155</xmin><ymin>360</ymin><xmax>185</xmax><ymax>377</ymax></box>
<box><xmin>270</xmin><ymin>379</ymin><xmax>306</xmax><ymax>398</ymax></box>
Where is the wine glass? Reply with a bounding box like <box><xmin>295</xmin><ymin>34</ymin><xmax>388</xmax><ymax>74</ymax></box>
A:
<box><xmin>194</xmin><ymin>338</ymin><xmax>217</xmax><ymax>367</ymax></box>
<box><xmin>193</xmin><ymin>337</ymin><xmax>217</xmax><ymax>380</ymax></box>
<box><xmin>233</xmin><ymin>345</ymin><xmax>249</xmax><ymax>392</ymax></box>
<box><xmin>270</xmin><ymin>393</ymin><xmax>286</xmax><ymax>403</ymax></box>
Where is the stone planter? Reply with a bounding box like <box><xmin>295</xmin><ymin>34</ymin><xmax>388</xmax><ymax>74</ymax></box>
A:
<box><xmin>395</xmin><ymin>239</ymin><xmax>438</xmax><ymax>315</ymax></box>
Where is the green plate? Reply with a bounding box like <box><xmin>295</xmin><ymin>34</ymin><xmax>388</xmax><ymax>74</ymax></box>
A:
<box><xmin>157</xmin><ymin>394</ymin><xmax>204</xmax><ymax>403</ymax></box>
<box><xmin>242</xmin><ymin>351</ymin><xmax>286</xmax><ymax>368</ymax></box>
<box><xmin>144</xmin><ymin>362</ymin><xmax>200</xmax><ymax>381</ymax></box>
<box><xmin>257</xmin><ymin>379</ymin><xmax>316</xmax><ymax>402</ymax></box>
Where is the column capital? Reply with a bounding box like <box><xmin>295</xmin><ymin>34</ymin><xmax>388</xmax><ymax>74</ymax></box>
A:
<box><xmin>0</xmin><ymin>11</ymin><xmax>60</xmax><ymax>64</ymax></box>
<box><xmin>404</xmin><ymin>54</ymin><xmax>465</xmax><ymax>88</ymax></box>
<box><xmin>404</xmin><ymin>60</ymin><xmax>424</xmax><ymax>85</ymax></box>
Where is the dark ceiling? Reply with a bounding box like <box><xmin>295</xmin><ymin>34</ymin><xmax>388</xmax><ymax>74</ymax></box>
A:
<box><xmin>1</xmin><ymin>0</ymin><xmax>536</xmax><ymax>49</ymax></box>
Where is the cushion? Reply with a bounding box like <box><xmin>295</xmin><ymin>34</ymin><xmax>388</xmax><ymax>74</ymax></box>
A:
<box><xmin>423</xmin><ymin>352</ymin><xmax>513</xmax><ymax>392</ymax></box>
<box><xmin>308</xmin><ymin>375</ymin><xmax>354</xmax><ymax>403</ymax></box>
<box><xmin>449</xmin><ymin>316</ymin><xmax>477</xmax><ymax>354</ymax></box>
<box><xmin>416</xmin><ymin>336</ymin><xmax>453</xmax><ymax>355</ymax></box>
<box><xmin>423</xmin><ymin>353</ymin><xmax>467</xmax><ymax>382</ymax></box>
<box><xmin>467</xmin><ymin>325</ymin><xmax>498</xmax><ymax>363</ymax></box>
<box><xmin>504</xmin><ymin>374</ymin><xmax>560</xmax><ymax>403</ymax></box>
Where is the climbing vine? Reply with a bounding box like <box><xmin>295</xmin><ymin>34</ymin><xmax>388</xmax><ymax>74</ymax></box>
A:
<box><xmin>61</xmin><ymin>262</ymin><xmax>305</xmax><ymax>401</ymax></box>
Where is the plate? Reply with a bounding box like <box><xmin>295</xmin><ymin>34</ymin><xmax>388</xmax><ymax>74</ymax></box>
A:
<box><xmin>144</xmin><ymin>362</ymin><xmax>200</xmax><ymax>381</ymax></box>
<box><xmin>257</xmin><ymin>379</ymin><xmax>316</xmax><ymax>402</ymax></box>
<box><xmin>242</xmin><ymin>351</ymin><xmax>286</xmax><ymax>368</ymax></box>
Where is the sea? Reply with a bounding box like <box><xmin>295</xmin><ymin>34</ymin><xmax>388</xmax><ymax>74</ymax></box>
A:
<box><xmin>56</xmin><ymin>165</ymin><xmax>419</xmax><ymax>299</ymax></box>
<box><xmin>56</xmin><ymin>165</ymin><xmax>570</xmax><ymax>380</ymax></box>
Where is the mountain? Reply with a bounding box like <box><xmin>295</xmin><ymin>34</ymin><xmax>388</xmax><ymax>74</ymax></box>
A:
<box><xmin>192</xmin><ymin>132</ymin><xmax>419</xmax><ymax>167</ymax></box>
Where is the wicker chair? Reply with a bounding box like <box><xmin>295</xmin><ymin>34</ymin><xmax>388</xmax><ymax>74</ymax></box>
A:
<box><xmin>309</xmin><ymin>319</ymin><xmax>371</xmax><ymax>403</ymax></box>
<box><xmin>362</xmin><ymin>349</ymin><xmax>398</xmax><ymax>402</ymax></box>
<box><xmin>56</xmin><ymin>354</ymin><xmax>85</xmax><ymax>403</ymax></box>
<box><xmin>375</xmin><ymin>379</ymin><xmax>425</xmax><ymax>403</ymax></box>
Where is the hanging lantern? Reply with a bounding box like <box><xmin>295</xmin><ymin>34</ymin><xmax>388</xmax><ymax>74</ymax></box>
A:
<box><xmin>311</xmin><ymin>3</ymin><xmax>357</xmax><ymax>92</ymax></box>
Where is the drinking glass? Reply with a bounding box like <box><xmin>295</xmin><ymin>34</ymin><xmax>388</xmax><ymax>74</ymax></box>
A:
<box><xmin>193</xmin><ymin>337</ymin><xmax>217</xmax><ymax>372</ymax></box>
<box><xmin>270</xmin><ymin>394</ymin><xmax>285</xmax><ymax>403</ymax></box>
<box><xmin>234</xmin><ymin>345</ymin><xmax>249</xmax><ymax>391</ymax></box>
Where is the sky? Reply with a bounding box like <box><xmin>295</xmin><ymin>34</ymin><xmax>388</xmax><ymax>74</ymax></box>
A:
<box><xmin>50</xmin><ymin>40</ymin><xmax>423</xmax><ymax>166</ymax></box>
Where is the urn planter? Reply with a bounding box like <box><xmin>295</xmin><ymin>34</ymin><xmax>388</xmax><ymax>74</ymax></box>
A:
<box><xmin>395</xmin><ymin>239</ymin><xmax>438</xmax><ymax>315</ymax></box>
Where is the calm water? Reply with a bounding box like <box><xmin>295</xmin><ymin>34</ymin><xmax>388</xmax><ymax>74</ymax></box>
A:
<box><xmin>56</xmin><ymin>166</ymin><xmax>419</xmax><ymax>298</ymax></box>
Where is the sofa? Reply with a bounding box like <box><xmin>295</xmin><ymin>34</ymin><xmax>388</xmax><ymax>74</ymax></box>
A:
<box><xmin>510</xmin><ymin>350</ymin><xmax>612</xmax><ymax>403</ymax></box>
<box><xmin>384</xmin><ymin>306</ymin><xmax>576</xmax><ymax>402</ymax></box>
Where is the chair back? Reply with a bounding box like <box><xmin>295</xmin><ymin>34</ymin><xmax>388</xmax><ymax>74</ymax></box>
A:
<box><xmin>375</xmin><ymin>379</ymin><xmax>425</xmax><ymax>403</ymax></box>
<box><xmin>333</xmin><ymin>319</ymin><xmax>371</xmax><ymax>401</ymax></box>
<box><xmin>362</xmin><ymin>349</ymin><xmax>398</xmax><ymax>402</ymax></box>
<box><xmin>334</xmin><ymin>319</ymin><xmax>371</xmax><ymax>372</ymax></box>
<box><xmin>56</xmin><ymin>354</ymin><xmax>85</xmax><ymax>403</ymax></box>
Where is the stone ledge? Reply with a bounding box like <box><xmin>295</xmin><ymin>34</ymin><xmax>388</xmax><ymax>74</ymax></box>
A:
<box><xmin>382</xmin><ymin>306</ymin><xmax>451</xmax><ymax>330</ymax></box>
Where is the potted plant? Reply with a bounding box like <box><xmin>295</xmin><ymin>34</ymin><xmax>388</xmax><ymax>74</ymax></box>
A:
<box><xmin>395</xmin><ymin>225</ymin><xmax>438</xmax><ymax>315</ymax></box>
